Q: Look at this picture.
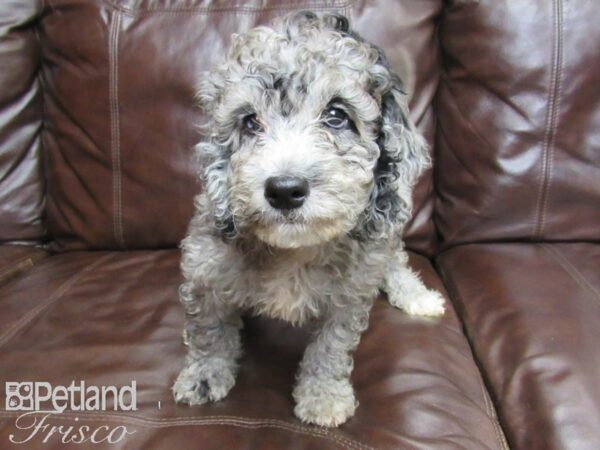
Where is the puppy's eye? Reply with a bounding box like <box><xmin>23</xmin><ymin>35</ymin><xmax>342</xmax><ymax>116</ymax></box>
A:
<box><xmin>322</xmin><ymin>106</ymin><xmax>350</xmax><ymax>130</ymax></box>
<box><xmin>243</xmin><ymin>114</ymin><xmax>263</xmax><ymax>135</ymax></box>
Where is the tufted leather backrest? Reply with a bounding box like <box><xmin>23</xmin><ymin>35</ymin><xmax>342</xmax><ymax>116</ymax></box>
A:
<box><xmin>0</xmin><ymin>0</ymin><xmax>45</xmax><ymax>244</ymax></box>
<box><xmin>38</xmin><ymin>0</ymin><xmax>442</xmax><ymax>254</ymax></box>
<box><xmin>435</xmin><ymin>0</ymin><xmax>600</xmax><ymax>248</ymax></box>
<box><xmin>12</xmin><ymin>0</ymin><xmax>597</xmax><ymax>254</ymax></box>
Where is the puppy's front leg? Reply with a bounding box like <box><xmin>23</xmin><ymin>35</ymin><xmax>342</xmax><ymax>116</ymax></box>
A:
<box><xmin>173</xmin><ymin>281</ymin><xmax>242</xmax><ymax>406</ymax></box>
<box><xmin>385</xmin><ymin>250</ymin><xmax>445</xmax><ymax>317</ymax></box>
<box><xmin>293</xmin><ymin>300</ymin><xmax>371</xmax><ymax>427</ymax></box>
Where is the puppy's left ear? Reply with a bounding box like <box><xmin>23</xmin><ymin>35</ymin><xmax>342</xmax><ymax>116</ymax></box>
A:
<box><xmin>358</xmin><ymin>72</ymin><xmax>431</xmax><ymax>240</ymax></box>
<box><xmin>380</xmin><ymin>78</ymin><xmax>430</xmax><ymax>190</ymax></box>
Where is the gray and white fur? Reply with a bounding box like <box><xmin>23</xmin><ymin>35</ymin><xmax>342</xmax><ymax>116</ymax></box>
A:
<box><xmin>173</xmin><ymin>11</ymin><xmax>445</xmax><ymax>427</ymax></box>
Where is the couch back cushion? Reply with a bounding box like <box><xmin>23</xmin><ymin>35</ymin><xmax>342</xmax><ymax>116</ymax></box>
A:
<box><xmin>40</xmin><ymin>0</ymin><xmax>442</xmax><ymax>254</ymax></box>
<box><xmin>435</xmin><ymin>0</ymin><xmax>600</xmax><ymax>248</ymax></box>
<box><xmin>0</xmin><ymin>1</ymin><xmax>45</xmax><ymax>244</ymax></box>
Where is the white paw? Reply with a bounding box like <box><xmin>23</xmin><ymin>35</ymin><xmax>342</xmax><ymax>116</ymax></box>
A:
<box><xmin>391</xmin><ymin>289</ymin><xmax>446</xmax><ymax>317</ymax></box>
<box><xmin>172</xmin><ymin>359</ymin><xmax>236</xmax><ymax>406</ymax></box>
<box><xmin>293</xmin><ymin>376</ymin><xmax>357</xmax><ymax>427</ymax></box>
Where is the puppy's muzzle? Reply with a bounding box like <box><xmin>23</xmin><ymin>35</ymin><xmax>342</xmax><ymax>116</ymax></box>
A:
<box><xmin>265</xmin><ymin>176</ymin><xmax>310</xmax><ymax>210</ymax></box>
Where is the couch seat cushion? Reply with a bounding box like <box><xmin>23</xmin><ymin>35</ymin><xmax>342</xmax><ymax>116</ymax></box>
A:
<box><xmin>437</xmin><ymin>243</ymin><xmax>600</xmax><ymax>450</ymax></box>
<box><xmin>0</xmin><ymin>250</ymin><xmax>505</xmax><ymax>449</ymax></box>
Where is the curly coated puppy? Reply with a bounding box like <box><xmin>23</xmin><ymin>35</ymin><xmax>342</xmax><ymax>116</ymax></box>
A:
<box><xmin>173</xmin><ymin>11</ymin><xmax>445</xmax><ymax>427</ymax></box>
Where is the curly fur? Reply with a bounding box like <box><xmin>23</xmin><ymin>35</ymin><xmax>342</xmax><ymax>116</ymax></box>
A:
<box><xmin>173</xmin><ymin>11</ymin><xmax>445</xmax><ymax>427</ymax></box>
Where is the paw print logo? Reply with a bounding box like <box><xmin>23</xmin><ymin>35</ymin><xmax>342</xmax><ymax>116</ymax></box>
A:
<box><xmin>5</xmin><ymin>382</ymin><xmax>34</xmax><ymax>411</ymax></box>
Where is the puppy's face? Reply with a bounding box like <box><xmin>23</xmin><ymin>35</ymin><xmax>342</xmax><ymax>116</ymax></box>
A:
<box><xmin>230</xmin><ymin>94</ymin><xmax>379</xmax><ymax>248</ymax></box>
<box><xmin>199</xmin><ymin>13</ymin><xmax>428</xmax><ymax>248</ymax></box>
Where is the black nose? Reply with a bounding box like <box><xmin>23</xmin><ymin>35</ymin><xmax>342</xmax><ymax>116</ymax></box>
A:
<box><xmin>265</xmin><ymin>176</ymin><xmax>309</xmax><ymax>210</ymax></box>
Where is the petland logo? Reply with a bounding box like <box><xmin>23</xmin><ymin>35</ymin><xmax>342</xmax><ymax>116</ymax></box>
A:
<box><xmin>5</xmin><ymin>381</ymin><xmax>137</xmax><ymax>445</ymax></box>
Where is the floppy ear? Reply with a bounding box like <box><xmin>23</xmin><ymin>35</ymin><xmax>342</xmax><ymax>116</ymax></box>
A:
<box><xmin>195</xmin><ymin>73</ymin><xmax>237</xmax><ymax>242</ymax></box>
<box><xmin>356</xmin><ymin>74</ymin><xmax>431</xmax><ymax>240</ymax></box>
<box><xmin>197</xmin><ymin>142</ymin><xmax>237</xmax><ymax>241</ymax></box>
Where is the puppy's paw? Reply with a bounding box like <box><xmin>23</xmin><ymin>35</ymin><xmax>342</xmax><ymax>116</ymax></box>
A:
<box><xmin>393</xmin><ymin>288</ymin><xmax>446</xmax><ymax>317</ymax></box>
<box><xmin>293</xmin><ymin>376</ymin><xmax>357</xmax><ymax>427</ymax></box>
<box><xmin>172</xmin><ymin>359</ymin><xmax>236</xmax><ymax>406</ymax></box>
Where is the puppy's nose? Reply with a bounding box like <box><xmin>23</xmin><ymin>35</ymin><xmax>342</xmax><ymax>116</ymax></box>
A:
<box><xmin>265</xmin><ymin>176</ymin><xmax>309</xmax><ymax>210</ymax></box>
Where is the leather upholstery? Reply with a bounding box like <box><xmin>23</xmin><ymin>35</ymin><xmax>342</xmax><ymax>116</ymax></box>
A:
<box><xmin>40</xmin><ymin>0</ymin><xmax>441</xmax><ymax>255</ymax></box>
<box><xmin>435</xmin><ymin>0</ymin><xmax>600</xmax><ymax>248</ymax></box>
<box><xmin>0</xmin><ymin>245</ymin><xmax>47</xmax><ymax>287</ymax></box>
<box><xmin>438</xmin><ymin>243</ymin><xmax>600</xmax><ymax>450</ymax></box>
<box><xmin>0</xmin><ymin>251</ymin><xmax>506</xmax><ymax>449</ymax></box>
<box><xmin>0</xmin><ymin>0</ymin><xmax>45</xmax><ymax>243</ymax></box>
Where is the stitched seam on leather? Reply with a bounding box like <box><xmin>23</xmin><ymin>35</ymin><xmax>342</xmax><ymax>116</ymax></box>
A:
<box><xmin>435</xmin><ymin>259</ymin><xmax>511</xmax><ymax>450</ymax></box>
<box><xmin>542</xmin><ymin>244</ymin><xmax>600</xmax><ymax>306</ymax></box>
<box><xmin>0</xmin><ymin>254</ymin><xmax>115</xmax><ymax>349</ymax></box>
<box><xmin>534</xmin><ymin>0</ymin><xmax>563</xmax><ymax>239</ymax></box>
<box><xmin>109</xmin><ymin>11</ymin><xmax>126</xmax><ymax>249</ymax></box>
<box><xmin>539</xmin><ymin>1</ymin><xmax>564</xmax><ymax>238</ymax></box>
<box><xmin>0</xmin><ymin>257</ymin><xmax>36</xmax><ymax>283</ymax></box>
<box><xmin>105</xmin><ymin>0</ymin><xmax>356</xmax><ymax>15</ymax></box>
<box><xmin>479</xmin><ymin>377</ymin><xmax>510</xmax><ymax>450</ymax></box>
<box><xmin>0</xmin><ymin>251</ymin><xmax>47</xmax><ymax>280</ymax></box>
<box><xmin>0</xmin><ymin>411</ymin><xmax>371</xmax><ymax>450</ymax></box>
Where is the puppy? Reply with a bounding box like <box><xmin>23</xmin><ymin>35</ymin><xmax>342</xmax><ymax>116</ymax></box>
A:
<box><xmin>173</xmin><ymin>11</ymin><xmax>445</xmax><ymax>427</ymax></box>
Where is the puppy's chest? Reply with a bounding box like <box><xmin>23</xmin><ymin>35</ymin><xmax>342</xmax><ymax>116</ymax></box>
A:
<box><xmin>242</xmin><ymin>261</ymin><xmax>333</xmax><ymax>325</ymax></box>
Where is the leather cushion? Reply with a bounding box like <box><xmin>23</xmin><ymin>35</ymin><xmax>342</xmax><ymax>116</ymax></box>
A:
<box><xmin>0</xmin><ymin>1</ymin><xmax>45</xmax><ymax>243</ymax></box>
<box><xmin>0</xmin><ymin>250</ymin><xmax>505</xmax><ymax>449</ymax></box>
<box><xmin>437</xmin><ymin>243</ymin><xmax>600</xmax><ymax>449</ymax></box>
<box><xmin>39</xmin><ymin>0</ymin><xmax>442</xmax><ymax>255</ymax></box>
<box><xmin>435</xmin><ymin>0</ymin><xmax>600</xmax><ymax>247</ymax></box>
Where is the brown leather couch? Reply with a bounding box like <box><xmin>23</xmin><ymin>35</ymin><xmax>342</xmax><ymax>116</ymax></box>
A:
<box><xmin>1</xmin><ymin>1</ymin><xmax>598</xmax><ymax>449</ymax></box>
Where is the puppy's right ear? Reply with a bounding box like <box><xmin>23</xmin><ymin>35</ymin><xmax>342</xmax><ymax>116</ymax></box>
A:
<box><xmin>196</xmin><ymin>141</ymin><xmax>237</xmax><ymax>242</ymax></box>
<box><xmin>195</xmin><ymin>72</ymin><xmax>237</xmax><ymax>242</ymax></box>
<box><xmin>196</xmin><ymin>70</ymin><xmax>224</xmax><ymax>115</ymax></box>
